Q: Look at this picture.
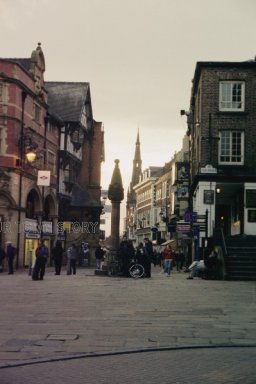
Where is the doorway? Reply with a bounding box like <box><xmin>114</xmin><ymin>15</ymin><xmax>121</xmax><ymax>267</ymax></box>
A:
<box><xmin>215</xmin><ymin>204</ymin><xmax>231</xmax><ymax>235</ymax></box>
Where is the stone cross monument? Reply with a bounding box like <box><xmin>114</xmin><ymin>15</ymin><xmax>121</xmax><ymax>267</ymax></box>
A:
<box><xmin>108</xmin><ymin>159</ymin><xmax>124</xmax><ymax>253</ymax></box>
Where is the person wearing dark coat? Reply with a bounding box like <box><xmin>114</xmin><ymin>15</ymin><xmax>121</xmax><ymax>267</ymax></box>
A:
<box><xmin>143</xmin><ymin>238</ymin><xmax>153</xmax><ymax>278</ymax></box>
<box><xmin>135</xmin><ymin>242</ymin><xmax>148</xmax><ymax>277</ymax></box>
<box><xmin>32</xmin><ymin>240</ymin><xmax>49</xmax><ymax>280</ymax></box>
<box><xmin>51</xmin><ymin>241</ymin><xmax>64</xmax><ymax>275</ymax></box>
<box><xmin>0</xmin><ymin>244</ymin><xmax>6</xmax><ymax>272</ymax></box>
<box><xmin>6</xmin><ymin>242</ymin><xmax>16</xmax><ymax>275</ymax></box>
<box><xmin>95</xmin><ymin>245</ymin><xmax>105</xmax><ymax>269</ymax></box>
<box><xmin>118</xmin><ymin>236</ymin><xmax>135</xmax><ymax>277</ymax></box>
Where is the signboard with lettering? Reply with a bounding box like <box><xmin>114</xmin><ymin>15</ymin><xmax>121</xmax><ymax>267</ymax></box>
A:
<box><xmin>200</xmin><ymin>164</ymin><xmax>217</xmax><ymax>174</ymax></box>
<box><xmin>176</xmin><ymin>223</ymin><xmax>191</xmax><ymax>233</ymax></box>
<box><xmin>203</xmin><ymin>190</ymin><xmax>214</xmax><ymax>204</ymax></box>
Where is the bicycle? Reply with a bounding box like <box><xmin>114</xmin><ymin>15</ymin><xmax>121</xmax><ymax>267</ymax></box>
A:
<box><xmin>128</xmin><ymin>261</ymin><xmax>145</xmax><ymax>278</ymax></box>
<box><xmin>108</xmin><ymin>259</ymin><xmax>145</xmax><ymax>278</ymax></box>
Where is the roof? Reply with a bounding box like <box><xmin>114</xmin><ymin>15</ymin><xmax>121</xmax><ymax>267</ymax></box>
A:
<box><xmin>0</xmin><ymin>58</ymin><xmax>32</xmax><ymax>74</ymax></box>
<box><xmin>191</xmin><ymin>59</ymin><xmax>256</xmax><ymax>103</ymax></box>
<box><xmin>6</xmin><ymin>58</ymin><xmax>31</xmax><ymax>71</ymax></box>
<box><xmin>45</xmin><ymin>82</ymin><xmax>90</xmax><ymax>122</ymax></box>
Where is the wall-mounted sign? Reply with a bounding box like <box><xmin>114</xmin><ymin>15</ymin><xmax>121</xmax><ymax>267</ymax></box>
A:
<box><xmin>177</xmin><ymin>185</ymin><xmax>189</xmax><ymax>199</ymax></box>
<box><xmin>176</xmin><ymin>162</ymin><xmax>189</xmax><ymax>181</ymax></box>
<box><xmin>200</xmin><ymin>164</ymin><xmax>217</xmax><ymax>174</ymax></box>
<box><xmin>203</xmin><ymin>190</ymin><xmax>214</xmax><ymax>204</ymax></box>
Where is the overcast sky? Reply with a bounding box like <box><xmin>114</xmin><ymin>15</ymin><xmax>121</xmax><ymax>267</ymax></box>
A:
<box><xmin>1</xmin><ymin>0</ymin><xmax>256</xmax><ymax>219</ymax></box>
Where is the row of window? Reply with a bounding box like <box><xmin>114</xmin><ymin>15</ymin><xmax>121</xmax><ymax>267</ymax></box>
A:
<box><xmin>212</xmin><ymin>81</ymin><xmax>244</xmax><ymax>165</ymax></box>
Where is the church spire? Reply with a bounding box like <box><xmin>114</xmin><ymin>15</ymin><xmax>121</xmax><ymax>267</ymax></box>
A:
<box><xmin>127</xmin><ymin>129</ymin><xmax>142</xmax><ymax>203</ymax></box>
<box><xmin>132</xmin><ymin>128</ymin><xmax>142</xmax><ymax>187</ymax></box>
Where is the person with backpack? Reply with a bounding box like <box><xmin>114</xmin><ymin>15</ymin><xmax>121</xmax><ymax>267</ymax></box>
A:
<box><xmin>32</xmin><ymin>239</ymin><xmax>49</xmax><ymax>280</ymax></box>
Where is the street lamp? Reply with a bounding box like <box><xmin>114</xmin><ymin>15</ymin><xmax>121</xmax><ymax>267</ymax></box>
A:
<box><xmin>25</xmin><ymin>150</ymin><xmax>37</xmax><ymax>163</ymax></box>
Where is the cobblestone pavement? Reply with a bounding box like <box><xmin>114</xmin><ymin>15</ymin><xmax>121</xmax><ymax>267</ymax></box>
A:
<box><xmin>0</xmin><ymin>266</ymin><xmax>255</xmax><ymax>382</ymax></box>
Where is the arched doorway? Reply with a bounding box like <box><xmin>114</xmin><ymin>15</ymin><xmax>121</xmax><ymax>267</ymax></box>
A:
<box><xmin>24</xmin><ymin>189</ymin><xmax>41</xmax><ymax>267</ymax></box>
<box><xmin>26</xmin><ymin>189</ymin><xmax>41</xmax><ymax>219</ymax></box>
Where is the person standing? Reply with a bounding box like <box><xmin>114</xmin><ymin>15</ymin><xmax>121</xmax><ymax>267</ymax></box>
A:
<box><xmin>143</xmin><ymin>238</ymin><xmax>153</xmax><ymax>278</ymax></box>
<box><xmin>6</xmin><ymin>242</ymin><xmax>16</xmax><ymax>275</ymax></box>
<box><xmin>135</xmin><ymin>242</ymin><xmax>148</xmax><ymax>277</ymax></box>
<box><xmin>0</xmin><ymin>244</ymin><xmax>6</xmax><ymax>272</ymax></box>
<box><xmin>95</xmin><ymin>245</ymin><xmax>105</xmax><ymax>270</ymax></box>
<box><xmin>51</xmin><ymin>241</ymin><xmax>64</xmax><ymax>275</ymax></box>
<box><xmin>118</xmin><ymin>236</ymin><xmax>135</xmax><ymax>277</ymax></box>
<box><xmin>175</xmin><ymin>249</ymin><xmax>185</xmax><ymax>272</ymax></box>
<box><xmin>162</xmin><ymin>245</ymin><xmax>175</xmax><ymax>276</ymax></box>
<box><xmin>67</xmin><ymin>244</ymin><xmax>78</xmax><ymax>275</ymax></box>
<box><xmin>32</xmin><ymin>240</ymin><xmax>49</xmax><ymax>280</ymax></box>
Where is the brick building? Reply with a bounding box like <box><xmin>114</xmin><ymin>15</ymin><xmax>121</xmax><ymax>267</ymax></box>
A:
<box><xmin>0</xmin><ymin>44</ymin><xmax>60</xmax><ymax>267</ymax></box>
<box><xmin>0</xmin><ymin>44</ymin><xmax>104</xmax><ymax>269</ymax></box>
<box><xmin>187</xmin><ymin>58</ymin><xmax>256</xmax><ymax>256</ymax></box>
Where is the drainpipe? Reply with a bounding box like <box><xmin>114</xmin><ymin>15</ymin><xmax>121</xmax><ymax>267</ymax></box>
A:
<box><xmin>16</xmin><ymin>90</ymin><xmax>27</xmax><ymax>269</ymax></box>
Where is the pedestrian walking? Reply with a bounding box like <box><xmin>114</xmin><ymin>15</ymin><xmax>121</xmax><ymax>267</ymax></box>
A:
<box><xmin>6</xmin><ymin>242</ymin><xmax>16</xmax><ymax>275</ymax></box>
<box><xmin>32</xmin><ymin>240</ymin><xmax>49</xmax><ymax>280</ymax></box>
<box><xmin>95</xmin><ymin>245</ymin><xmax>105</xmax><ymax>269</ymax></box>
<box><xmin>51</xmin><ymin>241</ymin><xmax>64</xmax><ymax>275</ymax></box>
<box><xmin>0</xmin><ymin>244</ymin><xmax>6</xmax><ymax>272</ymax></box>
<box><xmin>67</xmin><ymin>244</ymin><xmax>78</xmax><ymax>275</ymax></box>
<box><xmin>162</xmin><ymin>245</ymin><xmax>175</xmax><ymax>276</ymax></box>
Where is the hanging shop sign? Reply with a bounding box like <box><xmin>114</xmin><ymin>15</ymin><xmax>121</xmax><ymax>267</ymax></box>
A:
<box><xmin>37</xmin><ymin>170</ymin><xmax>51</xmax><ymax>186</ymax></box>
